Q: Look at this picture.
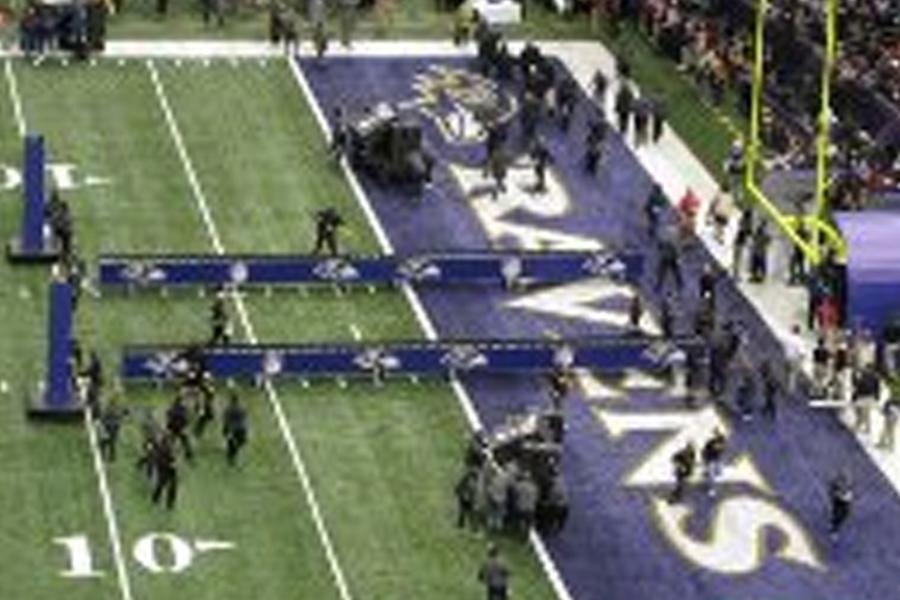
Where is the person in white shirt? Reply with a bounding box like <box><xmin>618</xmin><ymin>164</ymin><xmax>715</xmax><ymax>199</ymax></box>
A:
<box><xmin>783</xmin><ymin>324</ymin><xmax>807</xmax><ymax>396</ymax></box>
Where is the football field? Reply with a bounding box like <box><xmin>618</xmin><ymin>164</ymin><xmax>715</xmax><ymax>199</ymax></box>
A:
<box><xmin>0</xmin><ymin>57</ymin><xmax>556</xmax><ymax>600</ymax></box>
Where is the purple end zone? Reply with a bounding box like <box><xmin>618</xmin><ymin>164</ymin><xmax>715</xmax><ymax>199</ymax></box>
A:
<box><xmin>299</xmin><ymin>55</ymin><xmax>900</xmax><ymax>600</ymax></box>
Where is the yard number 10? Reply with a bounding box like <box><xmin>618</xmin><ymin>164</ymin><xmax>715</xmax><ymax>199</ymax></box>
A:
<box><xmin>54</xmin><ymin>533</ymin><xmax>234</xmax><ymax>577</ymax></box>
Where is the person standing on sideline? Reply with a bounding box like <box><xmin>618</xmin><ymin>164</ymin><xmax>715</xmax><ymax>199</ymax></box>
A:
<box><xmin>879</xmin><ymin>396</ymin><xmax>900</xmax><ymax>451</ymax></box>
<box><xmin>852</xmin><ymin>365</ymin><xmax>880</xmax><ymax>435</ymax></box>
<box><xmin>732</xmin><ymin>206</ymin><xmax>753</xmax><ymax>281</ymax></box>
<box><xmin>829</xmin><ymin>472</ymin><xmax>853</xmax><ymax>540</ymax></box>
<box><xmin>614</xmin><ymin>82</ymin><xmax>634</xmax><ymax>135</ymax></box>
<box><xmin>628</xmin><ymin>293</ymin><xmax>643</xmax><ymax>334</ymax></box>
<box><xmin>151</xmin><ymin>434</ymin><xmax>178</xmax><ymax>510</ymax></box>
<box><xmin>655</xmin><ymin>236</ymin><xmax>684</xmax><ymax>293</ymax></box>
<box><xmin>592</xmin><ymin>68</ymin><xmax>608</xmax><ymax>107</ymax></box>
<box><xmin>222</xmin><ymin>392</ymin><xmax>248</xmax><ymax>466</ymax></box>
<box><xmin>98</xmin><ymin>400</ymin><xmax>126</xmax><ymax>462</ymax></box>
<box><xmin>651</xmin><ymin>96</ymin><xmax>666</xmax><ymax>143</ymax></box>
<box><xmin>701</xmin><ymin>429</ymin><xmax>726</xmax><ymax>497</ymax></box>
<box><xmin>455</xmin><ymin>466</ymin><xmax>478</xmax><ymax>530</ymax></box>
<box><xmin>644</xmin><ymin>183</ymin><xmax>665</xmax><ymax>238</ymax></box>
<box><xmin>783</xmin><ymin>324</ymin><xmax>806</xmax><ymax>397</ymax></box>
<box><xmin>788</xmin><ymin>221</ymin><xmax>809</xmax><ymax>285</ymax></box>
<box><xmin>166</xmin><ymin>394</ymin><xmax>194</xmax><ymax>461</ymax></box>
<box><xmin>478</xmin><ymin>544</ymin><xmax>510</xmax><ymax>600</ymax></box>
<box><xmin>668</xmin><ymin>441</ymin><xmax>696</xmax><ymax>503</ymax></box>
<box><xmin>760</xmin><ymin>360</ymin><xmax>779</xmax><ymax>420</ymax></box>
<box><xmin>749</xmin><ymin>221</ymin><xmax>771</xmax><ymax>283</ymax></box>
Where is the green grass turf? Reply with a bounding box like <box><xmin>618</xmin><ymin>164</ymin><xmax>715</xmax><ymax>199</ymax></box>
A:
<box><xmin>100</xmin><ymin>0</ymin><xmax>592</xmax><ymax>41</ymax></box>
<box><xmin>0</xmin><ymin>66</ymin><xmax>122</xmax><ymax>600</ymax></box>
<box><xmin>0</xmin><ymin>57</ymin><xmax>556</xmax><ymax>599</ymax></box>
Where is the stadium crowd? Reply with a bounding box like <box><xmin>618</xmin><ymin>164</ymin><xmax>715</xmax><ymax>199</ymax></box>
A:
<box><xmin>594</xmin><ymin>0</ymin><xmax>900</xmax><ymax>209</ymax></box>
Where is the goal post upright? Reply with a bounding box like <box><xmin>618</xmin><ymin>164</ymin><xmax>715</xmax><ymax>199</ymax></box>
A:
<box><xmin>745</xmin><ymin>0</ymin><xmax>847</xmax><ymax>266</ymax></box>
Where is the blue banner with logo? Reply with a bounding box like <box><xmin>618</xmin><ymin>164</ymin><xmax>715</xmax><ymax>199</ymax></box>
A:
<box><xmin>98</xmin><ymin>250</ymin><xmax>643</xmax><ymax>288</ymax></box>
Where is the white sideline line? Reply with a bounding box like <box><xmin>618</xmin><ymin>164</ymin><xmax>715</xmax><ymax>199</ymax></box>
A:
<box><xmin>7</xmin><ymin>59</ymin><xmax>132</xmax><ymax>600</ymax></box>
<box><xmin>287</xmin><ymin>56</ymin><xmax>574</xmax><ymax>600</ymax></box>
<box><xmin>147</xmin><ymin>59</ymin><xmax>353</xmax><ymax>600</ymax></box>
<box><xmin>84</xmin><ymin>407</ymin><xmax>134</xmax><ymax>600</ymax></box>
<box><xmin>4</xmin><ymin>59</ymin><xmax>26</xmax><ymax>137</ymax></box>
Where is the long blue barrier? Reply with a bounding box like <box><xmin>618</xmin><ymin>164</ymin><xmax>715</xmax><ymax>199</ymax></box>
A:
<box><xmin>28</xmin><ymin>279</ymin><xmax>79</xmax><ymax>419</ymax></box>
<box><xmin>121</xmin><ymin>336</ymin><xmax>698</xmax><ymax>381</ymax></box>
<box><xmin>98</xmin><ymin>250</ymin><xmax>643</xmax><ymax>289</ymax></box>
<box><xmin>7</xmin><ymin>134</ymin><xmax>57</xmax><ymax>263</ymax></box>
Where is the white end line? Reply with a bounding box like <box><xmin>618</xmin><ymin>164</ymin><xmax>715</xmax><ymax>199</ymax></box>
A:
<box><xmin>147</xmin><ymin>59</ymin><xmax>353</xmax><ymax>600</ymax></box>
<box><xmin>4</xmin><ymin>59</ymin><xmax>26</xmax><ymax>137</ymax></box>
<box><xmin>287</xmin><ymin>55</ymin><xmax>573</xmax><ymax>600</ymax></box>
<box><xmin>84</xmin><ymin>406</ymin><xmax>134</xmax><ymax>600</ymax></box>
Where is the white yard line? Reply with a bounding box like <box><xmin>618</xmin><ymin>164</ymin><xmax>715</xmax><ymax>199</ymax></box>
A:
<box><xmin>147</xmin><ymin>59</ymin><xmax>353</xmax><ymax>600</ymax></box>
<box><xmin>348</xmin><ymin>324</ymin><xmax>362</xmax><ymax>341</ymax></box>
<box><xmin>288</xmin><ymin>55</ymin><xmax>574</xmax><ymax>600</ymax></box>
<box><xmin>84</xmin><ymin>407</ymin><xmax>135</xmax><ymax>600</ymax></box>
<box><xmin>4</xmin><ymin>59</ymin><xmax>26</xmax><ymax>137</ymax></box>
<box><xmin>7</xmin><ymin>58</ymin><xmax>132</xmax><ymax>600</ymax></box>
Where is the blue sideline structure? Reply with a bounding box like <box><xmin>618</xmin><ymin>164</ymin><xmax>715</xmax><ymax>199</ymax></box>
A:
<box><xmin>97</xmin><ymin>250</ymin><xmax>643</xmax><ymax>290</ymax></box>
<box><xmin>28</xmin><ymin>279</ymin><xmax>80</xmax><ymax>420</ymax></box>
<box><xmin>835</xmin><ymin>212</ymin><xmax>900</xmax><ymax>338</ymax></box>
<box><xmin>121</xmin><ymin>336</ymin><xmax>697</xmax><ymax>382</ymax></box>
<box><xmin>7</xmin><ymin>134</ymin><xmax>58</xmax><ymax>264</ymax></box>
